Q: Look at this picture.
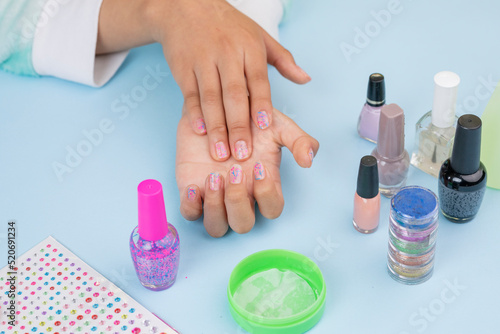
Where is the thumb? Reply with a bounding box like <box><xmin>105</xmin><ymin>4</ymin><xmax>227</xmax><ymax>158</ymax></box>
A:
<box><xmin>263</xmin><ymin>31</ymin><xmax>311</xmax><ymax>84</ymax></box>
<box><xmin>273</xmin><ymin>109</ymin><xmax>319</xmax><ymax>168</ymax></box>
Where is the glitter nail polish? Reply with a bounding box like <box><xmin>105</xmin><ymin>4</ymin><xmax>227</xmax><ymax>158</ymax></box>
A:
<box><xmin>387</xmin><ymin>186</ymin><xmax>438</xmax><ymax>285</ymax></box>
<box><xmin>353</xmin><ymin>155</ymin><xmax>380</xmax><ymax>234</ymax></box>
<box><xmin>130</xmin><ymin>179</ymin><xmax>180</xmax><ymax>291</ymax></box>
<box><xmin>357</xmin><ymin>73</ymin><xmax>385</xmax><ymax>143</ymax></box>
<box><xmin>438</xmin><ymin>114</ymin><xmax>487</xmax><ymax>222</ymax></box>
<box><xmin>371</xmin><ymin>104</ymin><xmax>410</xmax><ymax>198</ymax></box>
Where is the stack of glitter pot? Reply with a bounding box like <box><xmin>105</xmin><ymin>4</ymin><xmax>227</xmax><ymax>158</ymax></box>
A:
<box><xmin>387</xmin><ymin>186</ymin><xmax>439</xmax><ymax>285</ymax></box>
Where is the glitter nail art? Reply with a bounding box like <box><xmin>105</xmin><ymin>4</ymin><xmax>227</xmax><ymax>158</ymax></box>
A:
<box><xmin>308</xmin><ymin>148</ymin><xmax>314</xmax><ymax>162</ymax></box>
<box><xmin>254</xmin><ymin>162</ymin><xmax>265</xmax><ymax>180</ymax></box>
<box><xmin>209</xmin><ymin>173</ymin><xmax>221</xmax><ymax>191</ymax></box>
<box><xmin>234</xmin><ymin>141</ymin><xmax>249</xmax><ymax>160</ymax></box>
<box><xmin>187</xmin><ymin>187</ymin><xmax>196</xmax><ymax>201</ymax></box>
<box><xmin>195</xmin><ymin>119</ymin><xmax>206</xmax><ymax>134</ymax></box>
<box><xmin>216</xmin><ymin>141</ymin><xmax>228</xmax><ymax>159</ymax></box>
<box><xmin>230</xmin><ymin>165</ymin><xmax>243</xmax><ymax>184</ymax></box>
<box><xmin>257</xmin><ymin>111</ymin><xmax>269</xmax><ymax>129</ymax></box>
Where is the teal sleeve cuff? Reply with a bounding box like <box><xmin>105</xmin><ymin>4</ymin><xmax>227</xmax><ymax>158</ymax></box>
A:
<box><xmin>280</xmin><ymin>0</ymin><xmax>292</xmax><ymax>22</ymax></box>
<box><xmin>0</xmin><ymin>0</ymin><xmax>47</xmax><ymax>76</ymax></box>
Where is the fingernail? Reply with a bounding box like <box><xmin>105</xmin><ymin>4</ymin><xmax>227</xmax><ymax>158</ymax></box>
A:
<box><xmin>209</xmin><ymin>172</ymin><xmax>221</xmax><ymax>191</ymax></box>
<box><xmin>257</xmin><ymin>111</ymin><xmax>269</xmax><ymax>129</ymax></box>
<box><xmin>196</xmin><ymin>119</ymin><xmax>206</xmax><ymax>134</ymax></box>
<box><xmin>187</xmin><ymin>187</ymin><xmax>197</xmax><ymax>201</ymax></box>
<box><xmin>308</xmin><ymin>148</ymin><xmax>314</xmax><ymax>162</ymax></box>
<box><xmin>216</xmin><ymin>141</ymin><xmax>228</xmax><ymax>159</ymax></box>
<box><xmin>235</xmin><ymin>140</ymin><xmax>249</xmax><ymax>159</ymax></box>
<box><xmin>254</xmin><ymin>162</ymin><xmax>265</xmax><ymax>180</ymax></box>
<box><xmin>230</xmin><ymin>164</ymin><xmax>243</xmax><ymax>184</ymax></box>
<box><xmin>297</xmin><ymin>65</ymin><xmax>311</xmax><ymax>81</ymax></box>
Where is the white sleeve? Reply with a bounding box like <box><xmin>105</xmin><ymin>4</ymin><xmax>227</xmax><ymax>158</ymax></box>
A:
<box><xmin>32</xmin><ymin>0</ymin><xmax>128</xmax><ymax>87</ymax></box>
<box><xmin>227</xmin><ymin>0</ymin><xmax>285</xmax><ymax>41</ymax></box>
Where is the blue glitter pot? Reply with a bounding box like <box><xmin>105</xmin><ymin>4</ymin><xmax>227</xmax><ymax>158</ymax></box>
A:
<box><xmin>387</xmin><ymin>186</ymin><xmax>439</xmax><ymax>284</ymax></box>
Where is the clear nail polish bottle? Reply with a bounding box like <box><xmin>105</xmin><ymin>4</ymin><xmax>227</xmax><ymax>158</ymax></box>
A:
<box><xmin>357</xmin><ymin>73</ymin><xmax>385</xmax><ymax>143</ymax></box>
<box><xmin>438</xmin><ymin>115</ymin><xmax>487</xmax><ymax>222</ymax></box>
<box><xmin>130</xmin><ymin>179</ymin><xmax>180</xmax><ymax>291</ymax></box>
<box><xmin>371</xmin><ymin>104</ymin><xmax>410</xmax><ymax>198</ymax></box>
<box><xmin>411</xmin><ymin>71</ymin><xmax>460</xmax><ymax>177</ymax></box>
<box><xmin>353</xmin><ymin>155</ymin><xmax>380</xmax><ymax>234</ymax></box>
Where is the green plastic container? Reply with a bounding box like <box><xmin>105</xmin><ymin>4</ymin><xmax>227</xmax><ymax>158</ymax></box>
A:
<box><xmin>227</xmin><ymin>249</ymin><xmax>326</xmax><ymax>334</ymax></box>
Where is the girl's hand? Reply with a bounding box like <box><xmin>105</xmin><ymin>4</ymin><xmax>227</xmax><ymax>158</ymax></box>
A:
<box><xmin>175</xmin><ymin>107</ymin><xmax>319</xmax><ymax>237</ymax></box>
<box><xmin>97</xmin><ymin>0</ymin><xmax>311</xmax><ymax>161</ymax></box>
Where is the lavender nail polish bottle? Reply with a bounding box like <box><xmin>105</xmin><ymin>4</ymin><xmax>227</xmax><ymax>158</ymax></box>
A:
<box><xmin>130</xmin><ymin>179</ymin><xmax>180</xmax><ymax>291</ymax></box>
<box><xmin>358</xmin><ymin>73</ymin><xmax>386</xmax><ymax>143</ymax></box>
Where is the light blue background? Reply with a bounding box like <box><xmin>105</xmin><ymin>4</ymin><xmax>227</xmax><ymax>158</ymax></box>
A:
<box><xmin>1</xmin><ymin>0</ymin><xmax>500</xmax><ymax>333</ymax></box>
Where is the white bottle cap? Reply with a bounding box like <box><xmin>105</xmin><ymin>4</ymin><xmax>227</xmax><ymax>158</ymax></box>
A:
<box><xmin>432</xmin><ymin>71</ymin><xmax>460</xmax><ymax>128</ymax></box>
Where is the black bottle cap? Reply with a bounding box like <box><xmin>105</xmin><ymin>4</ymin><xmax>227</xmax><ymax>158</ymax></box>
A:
<box><xmin>366</xmin><ymin>73</ymin><xmax>385</xmax><ymax>106</ymax></box>
<box><xmin>356</xmin><ymin>155</ymin><xmax>379</xmax><ymax>199</ymax></box>
<box><xmin>450</xmin><ymin>114</ymin><xmax>482</xmax><ymax>175</ymax></box>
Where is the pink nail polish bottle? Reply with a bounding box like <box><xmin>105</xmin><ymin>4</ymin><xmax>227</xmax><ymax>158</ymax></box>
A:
<box><xmin>357</xmin><ymin>73</ymin><xmax>385</xmax><ymax>143</ymax></box>
<box><xmin>130</xmin><ymin>179</ymin><xmax>180</xmax><ymax>291</ymax></box>
<box><xmin>353</xmin><ymin>155</ymin><xmax>381</xmax><ymax>234</ymax></box>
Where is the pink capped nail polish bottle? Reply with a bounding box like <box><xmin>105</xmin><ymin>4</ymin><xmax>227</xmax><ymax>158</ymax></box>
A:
<box><xmin>357</xmin><ymin>73</ymin><xmax>386</xmax><ymax>143</ymax></box>
<box><xmin>353</xmin><ymin>155</ymin><xmax>381</xmax><ymax>234</ymax></box>
<box><xmin>130</xmin><ymin>179</ymin><xmax>180</xmax><ymax>291</ymax></box>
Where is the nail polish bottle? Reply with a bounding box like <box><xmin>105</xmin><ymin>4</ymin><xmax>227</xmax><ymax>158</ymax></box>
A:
<box><xmin>411</xmin><ymin>71</ymin><xmax>460</xmax><ymax>177</ymax></box>
<box><xmin>130</xmin><ymin>179</ymin><xmax>180</xmax><ymax>290</ymax></box>
<box><xmin>438</xmin><ymin>115</ymin><xmax>487</xmax><ymax>222</ymax></box>
<box><xmin>353</xmin><ymin>155</ymin><xmax>380</xmax><ymax>234</ymax></box>
<box><xmin>371</xmin><ymin>104</ymin><xmax>409</xmax><ymax>198</ymax></box>
<box><xmin>357</xmin><ymin>73</ymin><xmax>385</xmax><ymax>143</ymax></box>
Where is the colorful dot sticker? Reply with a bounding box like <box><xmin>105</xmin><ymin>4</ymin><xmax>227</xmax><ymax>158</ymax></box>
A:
<box><xmin>0</xmin><ymin>237</ymin><xmax>178</xmax><ymax>333</ymax></box>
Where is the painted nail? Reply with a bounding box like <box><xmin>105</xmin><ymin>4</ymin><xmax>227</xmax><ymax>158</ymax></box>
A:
<box><xmin>257</xmin><ymin>111</ymin><xmax>269</xmax><ymax>129</ymax></box>
<box><xmin>235</xmin><ymin>140</ymin><xmax>249</xmax><ymax>160</ymax></box>
<box><xmin>195</xmin><ymin>119</ymin><xmax>206</xmax><ymax>134</ymax></box>
<box><xmin>215</xmin><ymin>141</ymin><xmax>228</xmax><ymax>159</ymax></box>
<box><xmin>229</xmin><ymin>164</ymin><xmax>243</xmax><ymax>184</ymax></box>
<box><xmin>187</xmin><ymin>187</ymin><xmax>196</xmax><ymax>201</ymax></box>
<box><xmin>308</xmin><ymin>148</ymin><xmax>314</xmax><ymax>162</ymax></box>
<box><xmin>254</xmin><ymin>162</ymin><xmax>265</xmax><ymax>180</ymax></box>
<box><xmin>209</xmin><ymin>173</ymin><xmax>221</xmax><ymax>191</ymax></box>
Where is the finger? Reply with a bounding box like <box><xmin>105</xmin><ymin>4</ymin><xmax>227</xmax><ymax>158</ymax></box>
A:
<box><xmin>225</xmin><ymin>164</ymin><xmax>255</xmax><ymax>234</ymax></box>
<box><xmin>275</xmin><ymin>109</ymin><xmax>319</xmax><ymax>168</ymax></box>
<box><xmin>245</xmin><ymin>48</ymin><xmax>273</xmax><ymax>130</ymax></box>
<box><xmin>203</xmin><ymin>172</ymin><xmax>229</xmax><ymax>238</ymax></box>
<box><xmin>253</xmin><ymin>162</ymin><xmax>284</xmax><ymax>219</ymax></box>
<box><xmin>180</xmin><ymin>185</ymin><xmax>203</xmax><ymax>221</ymax></box>
<box><xmin>197</xmin><ymin>65</ymin><xmax>230</xmax><ymax>161</ymax></box>
<box><xmin>181</xmin><ymin>73</ymin><xmax>207</xmax><ymax>135</ymax></box>
<box><xmin>263</xmin><ymin>31</ymin><xmax>311</xmax><ymax>84</ymax></box>
<box><xmin>219</xmin><ymin>57</ymin><xmax>252</xmax><ymax>161</ymax></box>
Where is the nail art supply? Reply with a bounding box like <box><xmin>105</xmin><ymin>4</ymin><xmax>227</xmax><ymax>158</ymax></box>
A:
<box><xmin>387</xmin><ymin>186</ymin><xmax>439</xmax><ymax>285</ymax></box>
<box><xmin>228</xmin><ymin>249</ymin><xmax>326</xmax><ymax>334</ymax></box>
<box><xmin>438</xmin><ymin>114</ymin><xmax>487</xmax><ymax>222</ymax></box>
<box><xmin>353</xmin><ymin>155</ymin><xmax>380</xmax><ymax>234</ymax></box>
<box><xmin>130</xmin><ymin>179</ymin><xmax>180</xmax><ymax>291</ymax></box>
<box><xmin>358</xmin><ymin>73</ymin><xmax>386</xmax><ymax>143</ymax></box>
<box><xmin>0</xmin><ymin>236</ymin><xmax>178</xmax><ymax>333</ymax></box>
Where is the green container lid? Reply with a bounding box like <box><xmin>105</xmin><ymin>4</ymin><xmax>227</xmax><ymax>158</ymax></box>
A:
<box><xmin>227</xmin><ymin>249</ymin><xmax>326</xmax><ymax>334</ymax></box>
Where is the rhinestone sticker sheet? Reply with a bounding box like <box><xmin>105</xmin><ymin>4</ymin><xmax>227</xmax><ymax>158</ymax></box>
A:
<box><xmin>0</xmin><ymin>236</ymin><xmax>179</xmax><ymax>334</ymax></box>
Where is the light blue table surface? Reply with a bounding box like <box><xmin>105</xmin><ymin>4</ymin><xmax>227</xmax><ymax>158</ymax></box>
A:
<box><xmin>1</xmin><ymin>1</ymin><xmax>500</xmax><ymax>333</ymax></box>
